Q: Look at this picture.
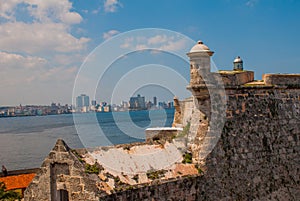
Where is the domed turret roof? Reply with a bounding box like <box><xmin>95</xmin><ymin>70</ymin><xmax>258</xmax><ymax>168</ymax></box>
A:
<box><xmin>233</xmin><ymin>56</ymin><xmax>243</xmax><ymax>63</ymax></box>
<box><xmin>189</xmin><ymin>40</ymin><xmax>211</xmax><ymax>53</ymax></box>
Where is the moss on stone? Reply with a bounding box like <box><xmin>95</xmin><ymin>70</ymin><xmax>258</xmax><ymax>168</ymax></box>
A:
<box><xmin>146</xmin><ymin>169</ymin><xmax>167</xmax><ymax>180</ymax></box>
<box><xmin>85</xmin><ymin>163</ymin><xmax>100</xmax><ymax>174</ymax></box>
<box><xmin>182</xmin><ymin>152</ymin><xmax>193</xmax><ymax>164</ymax></box>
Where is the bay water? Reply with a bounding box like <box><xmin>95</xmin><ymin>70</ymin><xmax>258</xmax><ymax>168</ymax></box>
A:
<box><xmin>0</xmin><ymin>109</ymin><xmax>174</xmax><ymax>170</ymax></box>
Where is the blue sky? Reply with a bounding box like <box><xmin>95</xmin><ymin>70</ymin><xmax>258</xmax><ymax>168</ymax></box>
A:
<box><xmin>0</xmin><ymin>0</ymin><xmax>299</xmax><ymax>105</ymax></box>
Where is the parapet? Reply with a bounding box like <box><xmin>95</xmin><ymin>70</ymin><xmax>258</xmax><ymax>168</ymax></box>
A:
<box><xmin>218</xmin><ymin>70</ymin><xmax>254</xmax><ymax>87</ymax></box>
<box><xmin>263</xmin><ymin>74</ymin><xmax>300</xmax><ymax>87</ymax></box>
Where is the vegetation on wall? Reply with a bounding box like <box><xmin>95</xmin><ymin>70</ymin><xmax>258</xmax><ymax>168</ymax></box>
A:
<box><xmin>0</xmin><ymin>182</ymin><xmax>21</xmax><ymax>201</ymax></box>
<box><xmin>182</xmin><ymin>152</ymin><xmax>193</xmax><ymax>164</ymax></box>
<box><xmin>176</xmin><ymin>122</ymin><xmax>191</xmax><ymax>138</ymax></box>
<box><xmin>146</xmin><ymin>169</ymin><xmax>167</xmax><ymax>180</ymax></box>
<box><xmin>71</xmin><ymin>149</ymin><xmax>85</xmax><ymax>163</ymax></box>
<box><xmin>85</xmin><ymin>163</ymin><xmax>100</xmax><ymax>174</ymax></box>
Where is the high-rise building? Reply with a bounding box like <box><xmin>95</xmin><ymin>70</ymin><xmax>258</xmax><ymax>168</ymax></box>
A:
<box><xmin>91</xmin><ymin>100</ymin><xmax>97</xmax><ymax>106</ymax></box>
<box><xmin>76</xmin><ymin>94</ymin><xmax>90</xmax><ymax>108</ymax></box>
<box><xmin>153</xmin><ymin>96</ymin><xmax>157</xmax><ymax>106</ymax></box>
<box><xmin>129</xmin><ymin>94</ymin><xmax>146</xmax><ymax>110</ymax></box>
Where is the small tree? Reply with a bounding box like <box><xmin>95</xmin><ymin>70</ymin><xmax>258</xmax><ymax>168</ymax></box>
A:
<box><xmin>0</xmin><ymin>182</ymin><xmax>21</xmax><ymax>201</ymax></box>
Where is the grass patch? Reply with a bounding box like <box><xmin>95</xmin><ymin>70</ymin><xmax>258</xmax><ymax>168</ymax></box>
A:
<box><xmin>146</xmin><ymin>169</ymin><xmax>167</xmax><ymax>180</ymax></box>
<box><xmin>182</xmin><ymin>152</ymin><xmax>193</xmax><ymax>164</ymax></box>
<box><xmin>71</xmin><ymin>149</ymin><xmax>85</xmax><ymax>163</ymax></box>
<box><xmin>195</xmin><ymin>164</ymin><xmax>203</xmax><ymax>174</ymax></box>
<box><xmin>85</xmin><ymin>163</ymin><xmax>100</xmax><ymax>174</ymax></box>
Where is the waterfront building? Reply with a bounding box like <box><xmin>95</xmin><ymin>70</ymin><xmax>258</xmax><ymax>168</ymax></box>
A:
<box><xmin>76</xmin><ymin>94</ymin><xmax>89</xmax><ymax>108</ymax></box>
<box><xmin>146</xmin><ymin>101</ymin><xmax>153</xmax><ymax>110</ymax></box>
<box><xmin>103</xmin><ymin>105</ymin><xmax>111</xmax><ymax>112</ymax></box>
<box><xmin>153</xmin><ymin>96</ymin><xmax>157</xmax><ymax>106</ymax></box>
<box><xmin>76</xmin><ymin>94</ymin><xmax>90</xmax><ymax>112</ymax></box>
<box><xmin>129</xmin><ymin>94</ymin><xmax>146</xmax><ymax>110</ymax></box>
<box><xmin>91</xmin><ymin>100</ymin><xmax>97</xmax><ymax>106</ymax></box>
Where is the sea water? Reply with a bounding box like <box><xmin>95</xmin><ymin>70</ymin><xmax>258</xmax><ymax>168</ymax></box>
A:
<box><xmin>0</xmin><ymin>109</ymin><xmax>174</xmax><ymax>170</ymax></box>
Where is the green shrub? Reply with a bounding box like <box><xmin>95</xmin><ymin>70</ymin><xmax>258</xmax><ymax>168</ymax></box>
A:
<box><xmin>195</xmin><ymin>164</ymin><xmax>203</xmax><ymax>174</ymax></box>
<box><xmin>71</xmin><ymin>149</ymin><xmax>84</xmax><ymax>163</ymax></box>
<box><xmin>182</xmin><ymin>152</ymin><xmax>193</xmax><ymax>164</ymax></box>
<box><xmin>0</xmin><ymin>182</ymin><xmax>21</xmax><ymax>201</ymax></box>
<box><xmin>85</xmin><ymin>163</ymin><xmax>100</xmax><ymax>174</ymax></box>
<box><xmin>146</xmin><ymin>169</ymin><xmax>167</xmax><ymax>180</ymax></box>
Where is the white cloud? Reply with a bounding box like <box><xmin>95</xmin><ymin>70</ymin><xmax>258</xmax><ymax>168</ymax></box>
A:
<box><xmin>0</xmin><ymin>22</ymin><xmax>89</xmax><ymax>55</ymax></box>
<box><xmin>103</xmin><ymin>30</ymin><xmax>120</xmax><ymax>40</ymax></box>
<box><xmin>0</xmin><ymin>0</ymin><xmax>88</xmax><ymax>55</ymax></box>
<box><xmin>91</xmin><ymin>6</ymin><xmax>101</xmax><ymax>14</ymax></box>
<box><xmin>0</xmin><ymin>0</ymin><xmax>22</xmax><ymax>20</ymax></box>
<box><xmin>160</xmin><ymin>38</ymin><xmax>187</xmax><ymax>51</ymax></box>
<box><xmin>120</xmin><ymin>35</ymin><xmax>187</xmax><ymax>52</ymax></box>
<box><xmin>120</xmin><ymin>37</ymin><xmax>134</xmax><ymax>49</ymax></box>
<box><xmin>25</xmin><ymin>0</ymin><xmax>82</xmax><ymax>24</ymax></box>
<box><xmin>0</xmin><ymin>0</ymin><xmax>90</xmax><ymax>105</ymax></box>
<box><xmin>0</xmin><ymin>51</ymin><xmax>48</xmax><ymax>70</ymax></box>
<box><xmin>104</xmin><ymin>0</ymin><xmax>122</xmax><ymax>13</ymax></box>
<box><xmin>0</xmin><ymin>51</ymin><xmax>78</xmax><ymax>105</ymax></box>
<box><xmin>53</xmin><ymin>54</ymin><xmax>85</xmax><ymax>66</ymax></box>
<box><xmin>0</xmin><ymin>51</ymin><xmax>78</xmax><ymax>82</ymax></box>
<box><xmin>148</xmin><ymin>35</ymin><xmax>169</xmax><ymax>45</ymax></box>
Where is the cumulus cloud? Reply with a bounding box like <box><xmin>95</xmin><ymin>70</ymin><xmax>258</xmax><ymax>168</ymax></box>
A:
<box><xmin>0</xmin><ymin>51</ymin><xmax>78</xmax><ymax>105</ymax></box>
<box><xmin>103</xmin><ymin>30</ymin><xmax>120</xmax><ymax>40</ymax></box>
<box><xmin>120</xmin><ymin>34</ymin><xmax>187</xmax><ymax>52</ymax></box>
<box><xmin>148</xmin><ymin>35</ymin><xmax>169</xmax><ymax>45</ymax></box>
<box><xmin>0</xmin><ymin>0</ymin><xmax>22</xmax><ymax>20</ymax></box>
<box><xmin>0</xmin><ymin>51</ymin><xmax>77</xmax><ymax>82</ymax></box>
<box><xmin>0</xmin><ymin>22</ymin><xmax>89</xmax><ymax>55</ymax></box>
<box><xmin>0</xmin><ymin>51</ymin><xmax>48</xmax><ymax>70</ymax></box>
<box><xmin>0</xmin><ymin>0</ymin><xmax>89</xmax><ymax>105</ymax></box>
<box><xmin>160</xmin><ymin>39</ymin><xmax>187</xmax><ymax>51</ymax></box>
<box><xmin>0</xmin><ymin>0</ymin><xmax>89</xmax><ymax>55</ymax></box>
<box><xmin>26</xmin><ymin>0</ymin><xmax>82</xmax><ymax>24</ymax></box>
<box><xmin>104</xmin><ymin>0</ymin><xmax>122</xmax><ymax>13</ymax></box>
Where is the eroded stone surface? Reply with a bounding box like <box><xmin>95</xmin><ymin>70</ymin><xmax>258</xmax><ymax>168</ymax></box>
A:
<box><xmin>24</xmin><ymin>41</ymin><xmax>300</xmax><ymax>200</ymax></box>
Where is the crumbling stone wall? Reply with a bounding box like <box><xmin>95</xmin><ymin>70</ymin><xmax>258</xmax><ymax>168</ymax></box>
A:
<box><xmin>100</xmin><ymin>86</ymin><xmax>300</xmax><ymax>200</ymax></box>
<box><xmin>24</xmin><ymin>139</ymin><xmax>102</xmax><ymax>201</ymax></box>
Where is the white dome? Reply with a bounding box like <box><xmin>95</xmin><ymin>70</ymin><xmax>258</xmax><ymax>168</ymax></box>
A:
<box><xmin>234</xmin><ymin>56</ymin><xmax>243</xmax><ymax>63</ymax></box>
<box><xmin>189</xmin><ymin>40</ymin><xmax>211</xmax><ymax>53</ymax></box>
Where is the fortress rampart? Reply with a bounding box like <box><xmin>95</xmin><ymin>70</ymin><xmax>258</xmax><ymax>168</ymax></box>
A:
<box><xmin>100</xmin><ymin>77</ymin><xmax>300</xmax><ymax>201</ymax></box>
<box><xmin>263</xmin><ymin>74</ymin><xmax>300</xmax><ymax>86</ymax></box>
<box><xmin>24</xmin><ymin>41</ymin><xmax>300</xmax><ymax>201</ymax></box>
<box><xmin>100</xmin><ymin>43</ymin><xmax>300</xmax><ymax>200</ymax></box>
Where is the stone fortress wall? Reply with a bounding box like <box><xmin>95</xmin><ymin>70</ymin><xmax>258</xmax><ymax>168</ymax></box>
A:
<box><xmin>100</xmin><ymin>81</ymin><xmax>300</xmax><ymax>201</ymax></box>
<box><xmin>264</xmin><ymin>74</ymin><xmax>300</xmax><ymax>86</ymax></box>
<box><xmin>24</xmin><ymin>41</ymin><xmax>300</xmax><ymax>201</ymax></box>
<box><xmin>100</xmin><ymin>42</ymin><xmax>300</xmax><ymax>200</ymax></box>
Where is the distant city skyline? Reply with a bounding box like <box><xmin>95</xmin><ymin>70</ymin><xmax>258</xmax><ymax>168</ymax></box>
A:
<box><xmin>0</xmin><ymin>93</ymin><xmax>172</xmax><ymax>108</ymax></box>
<box><xmin>0</xmin><ymin>1</ymin><xmax>299</xmax><ymax>105</ymax></box>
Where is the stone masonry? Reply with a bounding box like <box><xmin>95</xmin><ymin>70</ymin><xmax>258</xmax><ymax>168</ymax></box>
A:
<box><xmin>24</xmin><ymin>41</ymin><xmax>300</xmax><ymax>200</ymax></box>
<box><xmin>24</xmin><ymin>139</ymin><xmax>102</xmax><ymax>201</ymax></box>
